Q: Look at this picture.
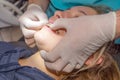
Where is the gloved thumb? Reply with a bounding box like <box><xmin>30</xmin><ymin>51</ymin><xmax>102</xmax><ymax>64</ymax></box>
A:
<box><xmin>48</xmin><ymin>18</ymin><xmax>69</xmax><ymax>30</ymax></box>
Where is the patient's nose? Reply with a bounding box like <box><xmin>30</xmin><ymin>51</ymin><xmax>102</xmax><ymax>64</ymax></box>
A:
<box><xmin>54</xmin><ymin>11</ymin><xmax>64</xmax><ymax>18</ymax></box>
<box><xmin>48</xmin><ymin>11</ymin><xmax>64</xmax><ymax>23</ymax></box>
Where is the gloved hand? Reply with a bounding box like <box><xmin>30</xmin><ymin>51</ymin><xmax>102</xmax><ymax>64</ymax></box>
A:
<box><xmin>19</xmin><ymin>4</ymin><xmax>48</xmax><ymax>47</ymax></box>
<box><xmin>40</xmin><ymin>12</ymin><xmax>116</xmax><ymax>73</ymax></box>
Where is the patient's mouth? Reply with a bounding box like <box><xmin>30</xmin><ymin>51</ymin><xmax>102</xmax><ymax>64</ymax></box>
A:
<box><xmin>42</xmin><ymin>25</ymin><xmax>66</xmax><ymax>35</ymax></box>
<box><xmin>42</xmin><ymin>26</ymin><xmax>56</xmax><ymax>33</ymax></box>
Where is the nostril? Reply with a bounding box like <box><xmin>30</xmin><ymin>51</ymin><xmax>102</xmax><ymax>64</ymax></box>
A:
<box><xmin>55</xmin><ymin>11</ymin><xmax>63</xmax><ymax>18</ymax></box>
<box><xmin>56</xmin><ymin>15</ymin><xmax>61</xmax><ymax>18</ymax></box>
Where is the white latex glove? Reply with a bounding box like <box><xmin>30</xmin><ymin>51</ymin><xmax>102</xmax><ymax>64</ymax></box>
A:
<box><xmin>19</xmin><ymin>4</ymin><xmax>48</xmax><ymax>47</ymax></box>
<box><xmin>40</xmin><ymin>12</ymin><xmax>116</xmax><ymax>73</ymax></box>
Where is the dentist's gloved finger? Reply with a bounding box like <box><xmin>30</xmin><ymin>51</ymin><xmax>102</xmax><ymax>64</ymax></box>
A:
<box><xmin>63</xmin><ymin>63</ymin><xmax>76</xmax><ymax>73</ymax></box>
<box><xmin>29</xmin><ymin>43</ymin><xmax>36</xmax><ymax>48</ymax></box>
<box><xmin>44</xmin><ymin>59</ymin><xmax>68</xmax><ymax>72</ymax></box>
<box><xmin>25</xmin><ymin>38</ymin><xmax>35</xmax><ymax>47</ymax></box>
<box><xmin>40</xmin><ymin>50</ymin><xmax>60</xmax><ymax>62</ymax></box>
<box><xmin>21</xmin><ymin>25</ymin><xmax>36</xmax><ymax>38</ymax></box>
<box><xmin>34</xmin><ymin>12</ymin><xmax>48</xmax><ymax>22</ymax></box>
<box><xmin>21</xmin><ymin>18</ymin><xmax>48</xmax><ymax>30</ymax></box>
<box><xmin>26</xmin><ymin>40</ymin><xmax>36</xmax><ymax>48</ymax></box>
<box><xmin>76</xmin><ymin>57</ymin><xmax>86</xmax><ymax>69</ymax></box>
<box><xmin>49</xmin><ymin>18</ymin><xmax>69</xmax><ymax>30</ymax></box>
<box><xmin>25</xmin><ymin>38</ymin><xmax>35</xmax><ymax>44</ymax></box>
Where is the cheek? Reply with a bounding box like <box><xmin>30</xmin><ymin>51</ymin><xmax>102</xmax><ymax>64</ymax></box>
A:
<box><xmin>62</xmin><ymin>12</ymin><xmax>73</xmax><ymax>18</ymax></box>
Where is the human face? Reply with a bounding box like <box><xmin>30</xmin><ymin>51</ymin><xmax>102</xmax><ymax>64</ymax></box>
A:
<box><xmin>49</xmin><ymin>6</ymin><xmax>98</xmax><ymax>23</ymax></box>
<box><xmin>34</xmin><ymin>6</ymin><xmax>98</xmax><ymax>52</ymax></box>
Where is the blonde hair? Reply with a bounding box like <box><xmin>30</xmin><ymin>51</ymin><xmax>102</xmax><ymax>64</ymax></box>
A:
<box><xmin>60</xmin><ymin>44</ymin><xmax>120</xmax><ymax>80</ymax></box>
